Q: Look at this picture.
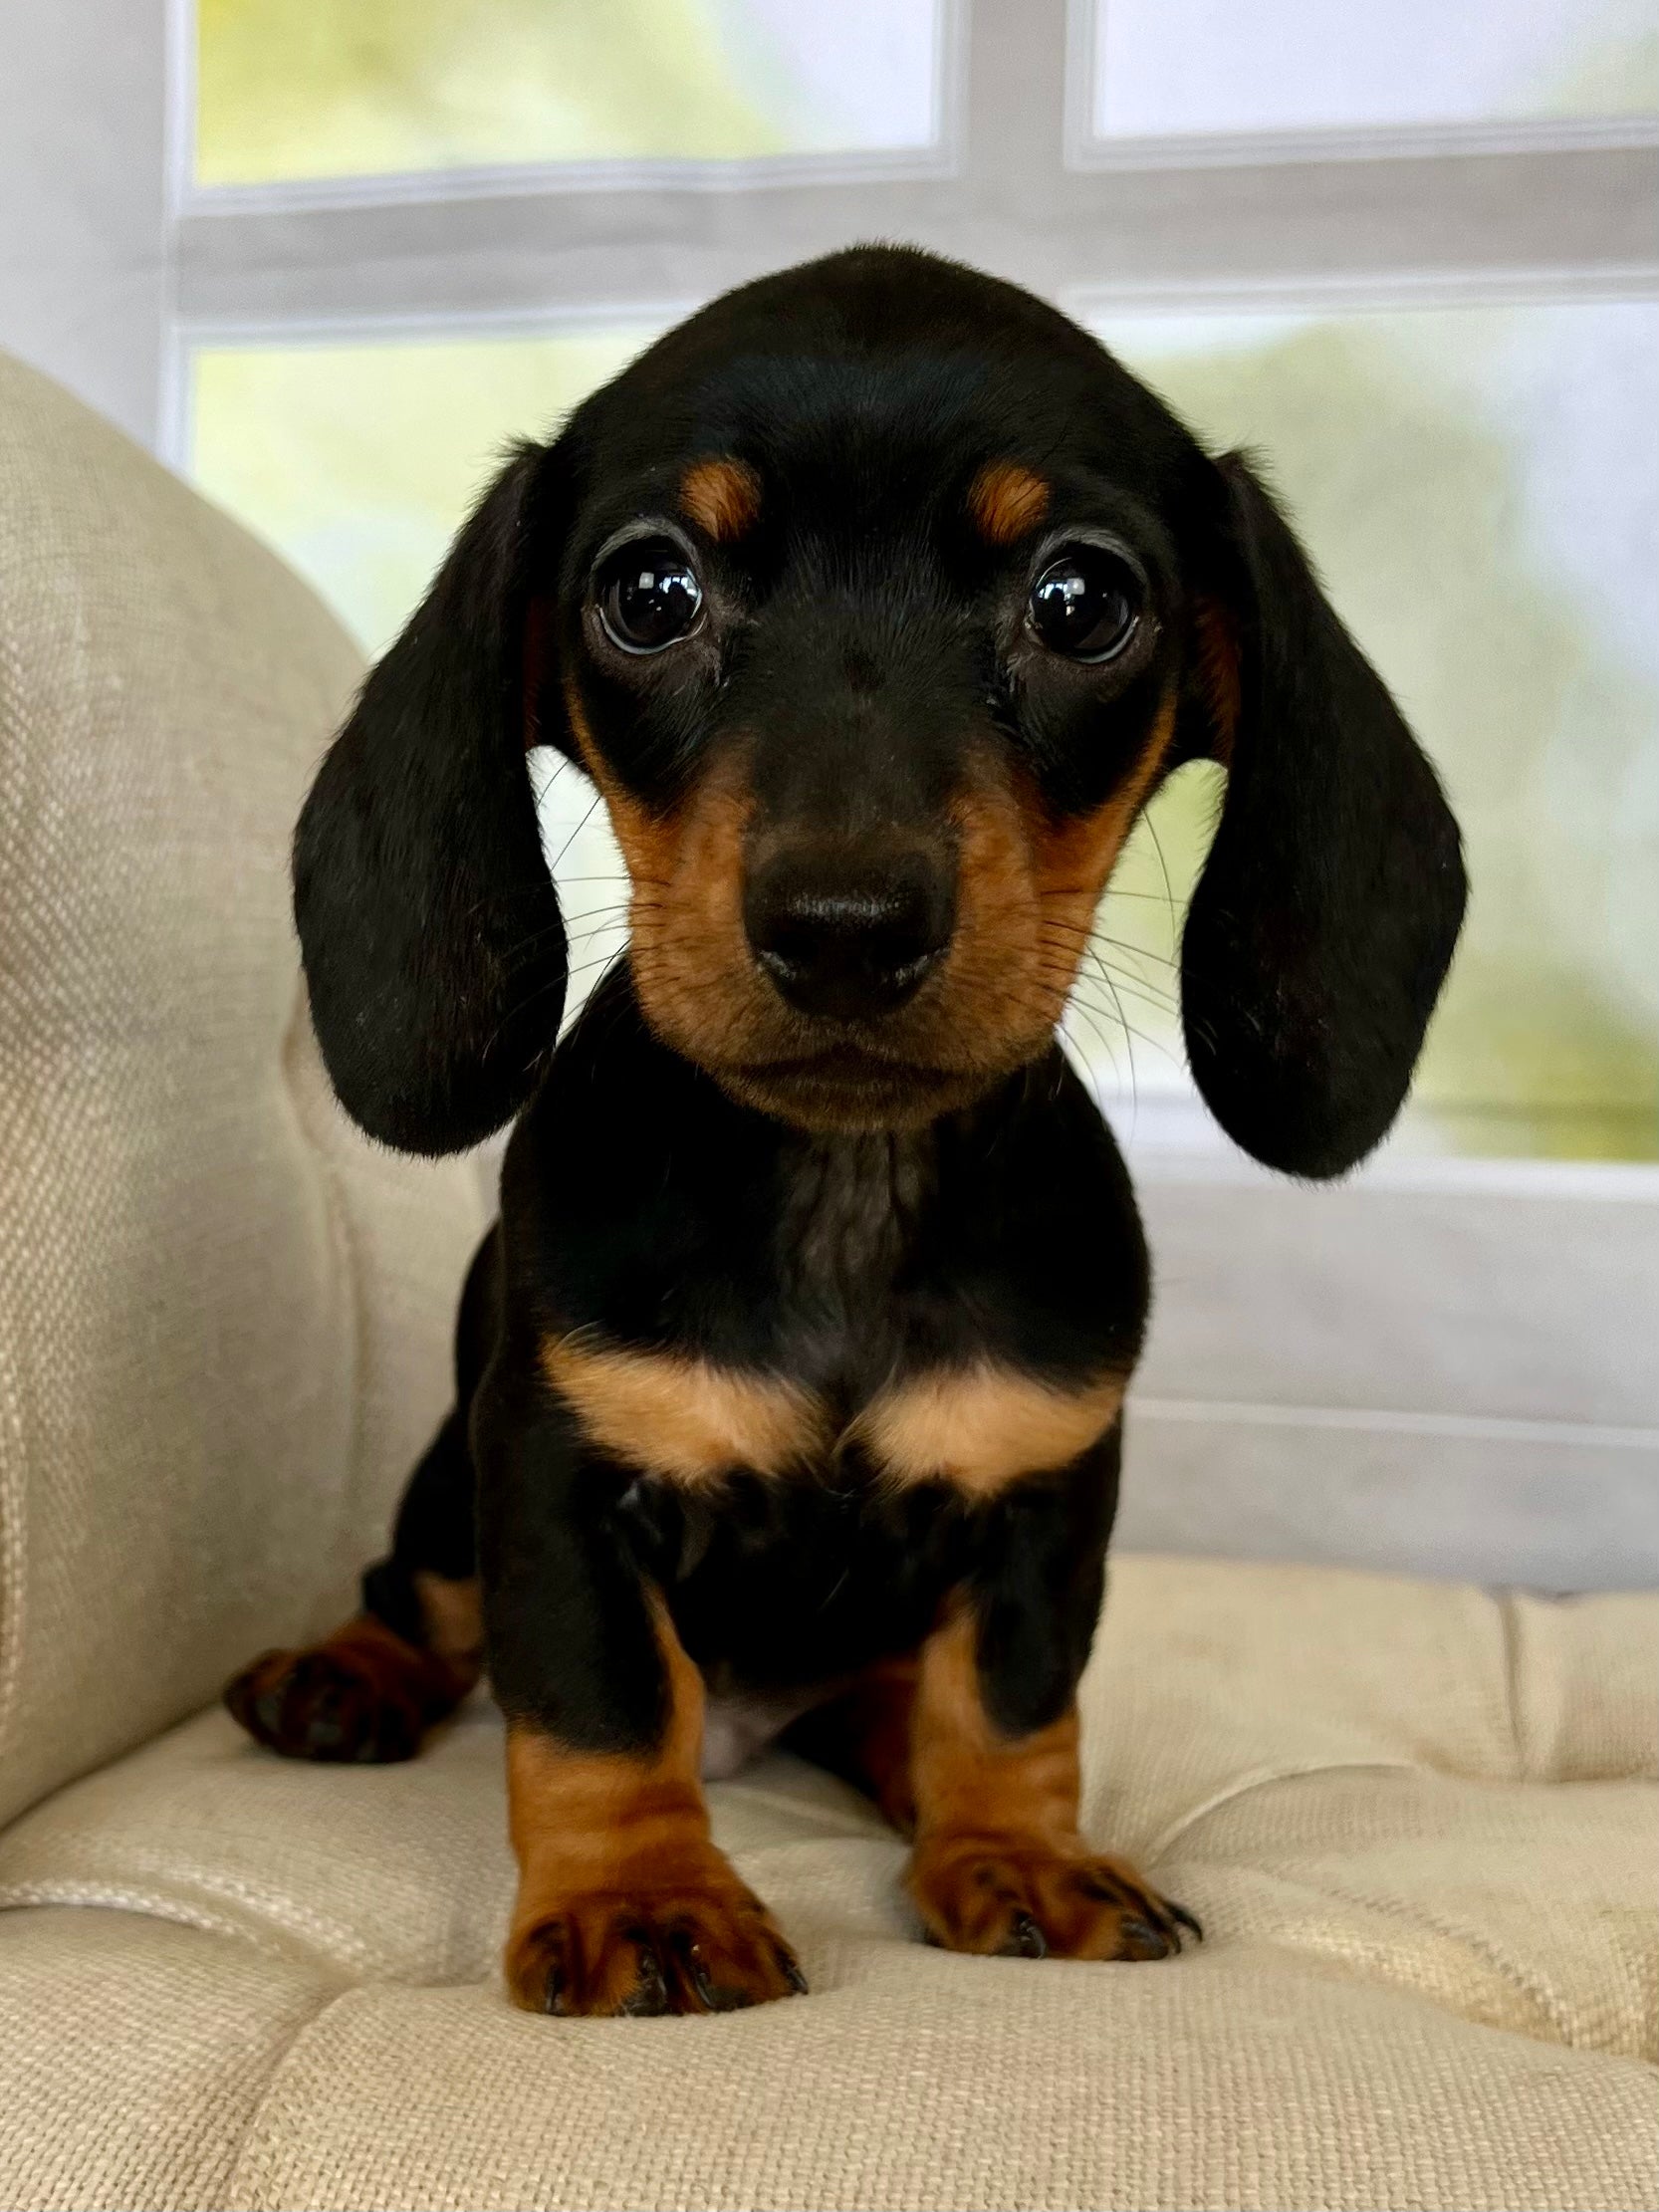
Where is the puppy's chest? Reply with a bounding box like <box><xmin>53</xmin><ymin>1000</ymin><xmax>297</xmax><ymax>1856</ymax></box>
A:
<box><xmin>545</xmin><ymin>1132</ymin><xmax>1127</xmax><ymax>1499</ymax></box>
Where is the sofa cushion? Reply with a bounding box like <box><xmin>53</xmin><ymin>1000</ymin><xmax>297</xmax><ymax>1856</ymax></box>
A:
<box><xmin>0</xmin><ymin>353</ymin><xmax>486</xmax><ymax>1828</ymax></box>
<box><xmin>1</xmin><ymin>1555</ymin><xmax>1653</xmax><ymax>2209</ymax></box>
<box><xmin>0</xmin><ymin>1907</ymin><xmax>342</xmax><ymax>2212</ymax></box>
<box><xmin>224</xmin><ymin>1942</ymin><xmax>1658</xmax><ymax>2212</ymax></box>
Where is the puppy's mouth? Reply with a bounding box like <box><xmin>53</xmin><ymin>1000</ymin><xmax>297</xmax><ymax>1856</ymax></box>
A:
<box><xmin>718</xmin><ymin>1041</ymin><xmax>993</xmax><ymax>1131</ymax></box>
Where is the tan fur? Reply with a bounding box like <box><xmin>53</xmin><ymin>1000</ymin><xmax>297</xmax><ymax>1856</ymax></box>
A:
<box><xmin>968</xmin><ymin>461</ymin><xmax>1050</xmax><ymax>545</ymax></box>
<box><xmin>413</xmin><ymin>1571</ymin><xmax>484</xmax><ymax>1668</ymax></box>
<box><xmin>909</xmin><ymin>1606</ymin><xmax>1081</xmax><ymax>1844</ymax></box>
<box><xmin>937</xmin><ymin>695</ymin><xmax>1177</xmax><ymax>1065</ymax></box>
<box><xmin>567</xmin><ymin>685</ymin><xmax>761</xmax><ymax>1072</ymax></box>
<box><xmin>543</xmin><ymin>1335</ymin><xmax>827</xmax><ymax>1486</ymax></box>
<box><xmin>856</xmin><ymin>1365</ymin><xmax>1124</xmax><ymax>1494</ymax></box>
<box><xmin>790</xmin><ymin>1657</ymin><xmax>920</xmax><ymax>1835</ymax></box>
<box><xmin>507</xmin><ymin>1613</ymin><xmax>708</xmax><ymax>1901</ymax></box>
<box><xmin>504</xmin><ymin>1604</ymin><xmax>802</xmax><ymax>2014</ymax></box>
<box><xmin>680</xmin><ymin>456</ymin><xmax>762</xmax><ymax>542</ymax></box>
<box><xmin>547</xmin><ymin>1330</ymin><xmax>1119</xmax><ymax>1500</ymax></box>
<box><xmin>567</xmin><ymin>664</ymin><xmax>1177</xmax><ymax>1133</ymax></box>
<box><xmin>222</xmin><ymin>1610</ymin><xmax>475</xmax><ymax>1761</ymax></box>
<box><xmin>904</xmin><ymin>1606</ymin><xmax>1190</xmax><ymax>1960</ymax></box>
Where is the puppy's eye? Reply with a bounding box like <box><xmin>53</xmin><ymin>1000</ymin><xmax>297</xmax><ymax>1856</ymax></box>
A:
<box><xmin>596</xmin><ymin>538</ymin><xmax>704</xmax><ymax>654</ymax></box>
<box><xmin>1027</xmin><ymin>544</ymin><xmax>1144</xmax><ymax>663</ymax></box>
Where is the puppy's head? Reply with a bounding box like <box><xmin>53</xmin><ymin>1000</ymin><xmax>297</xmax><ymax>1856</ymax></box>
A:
<box><xmin>297</xmin><ymin>246</ymin><xmax>1464</xmax><ymax>1174</ymax></box>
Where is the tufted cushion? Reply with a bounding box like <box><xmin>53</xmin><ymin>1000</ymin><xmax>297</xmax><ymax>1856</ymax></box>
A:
<box><xmin>2</xmin><ymin>1554</ymin><xmax>1653</xmax><ymax>2210</ymax></box>
<box><xmin>0</xmin><ymin>353</ymin><xmax>486</xmax><ymax>1829</ymax></box>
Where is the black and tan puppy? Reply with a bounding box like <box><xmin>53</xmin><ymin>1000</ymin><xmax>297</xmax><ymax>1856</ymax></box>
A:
<box><xmin>226</xmin><ymin>246</ymin><xmax>1465</xmax><ymax>2017</ymax></box>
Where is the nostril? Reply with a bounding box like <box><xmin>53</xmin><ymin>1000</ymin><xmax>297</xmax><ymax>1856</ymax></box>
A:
<box><xmin>745</xmin><ymin>864</ymin><xmax>954</xmax><ymax>1021</ymax></box>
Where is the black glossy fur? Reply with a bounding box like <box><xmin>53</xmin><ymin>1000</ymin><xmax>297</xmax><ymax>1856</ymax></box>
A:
<box><xmin>282</xmin><ymin>247</ymin><xmax>1464</xmax><ymax>1782</ymax></box>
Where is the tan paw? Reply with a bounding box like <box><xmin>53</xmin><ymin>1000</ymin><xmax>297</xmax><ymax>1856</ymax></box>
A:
<box><xmin>908</xmin><ymin>1833</ymin><xmax>1200</xmax><ymax>1960</ymax></box>
<box><xmin>505</xmin><ymin>1873</ymin><xmax>808</xmax><ymax>2017</ymax></box>
<box><xmin>223</xmin><ymin>1618</ymin><xmax>462</xmax><ymax>1764</ymax></box>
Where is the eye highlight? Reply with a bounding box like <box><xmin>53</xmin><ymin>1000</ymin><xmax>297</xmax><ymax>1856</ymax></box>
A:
<box><xmin>1026</xmin><ymin>542</ymin><xmax>1145</xmax><ymax>663</ymax></box>
<box><xmin>595</xmin><ymin>536</ymin><xmax>704</xmax><ymax>654</ymax></box>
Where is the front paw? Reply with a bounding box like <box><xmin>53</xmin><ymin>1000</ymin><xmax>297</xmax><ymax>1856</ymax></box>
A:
<box><xmin>908</xmin><ymin>1833</ymin><xmax>1200</xmax><ymax>1962</ymax></box>
<box><xmin>506</xmin><ymin>1872</ymin><xmax>808</xmax><ymax>2017</ymax></box>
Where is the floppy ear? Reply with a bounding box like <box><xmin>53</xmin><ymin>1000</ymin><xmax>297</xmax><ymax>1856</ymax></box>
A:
<box><xmin>1180</xmin><ymin>453</ymin><xmax>1467</xmax><ymax>1178</ymax></box>
<box><xmin>293</xmin><ymin>440</ymin><xmax>569</xmax><ymax>1155</ymax></box>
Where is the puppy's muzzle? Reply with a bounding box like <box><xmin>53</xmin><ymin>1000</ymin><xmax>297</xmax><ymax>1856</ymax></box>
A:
<box><xmin>743</xmin><ymin>845</ymin><xmax>956</xmax><ymax>1024</ymax></box>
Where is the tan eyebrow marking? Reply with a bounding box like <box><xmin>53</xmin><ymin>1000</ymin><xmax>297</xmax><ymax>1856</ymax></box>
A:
<box><xmin>679</xmin><ymin>456</ymin><xmax>762</xmax><ymax>543</ymax></box>
<box><xmin>968</xmin><ymin>461</ymin><xmax>1051</xmax><ymax>546</ymax></box>
<box><xmin>542</xmin><ymin>1334</ymin><xmax>827</xmax><ymax>1486</ymax></box>
<box><xmin>854</xmin><ymin>1363</ymin><xmax>1126</xmax><ymax>1497</ymax></box>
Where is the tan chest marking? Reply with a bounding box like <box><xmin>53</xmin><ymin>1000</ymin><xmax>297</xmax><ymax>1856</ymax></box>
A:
<box><xmin>854</xmin><ymin>1365</ymin><xmax>1125</xmax><ymax>1496</ymax></box>
<box><xmin>542</xmin><ymin>1337</ymin><xmax>827</xmax><ymax>1486</ymax></box>
<box><xmin>545</xmin><ymin>1338</ymin><xmax>1121</xmax><ymax>1499</ymax></box>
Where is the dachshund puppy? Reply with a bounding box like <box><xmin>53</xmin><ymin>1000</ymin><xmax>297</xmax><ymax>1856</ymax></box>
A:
<box><xmin>226</xmin><ymin>246</ymin><xmax>1465</xmax><ymax>2017</ymax></box>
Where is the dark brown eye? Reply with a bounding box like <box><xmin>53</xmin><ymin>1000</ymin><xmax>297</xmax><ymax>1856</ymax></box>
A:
<box><xmin>596</xmin><ymin>538</ymin><xmax>704</xmax><ymax>653</ymax></box>
<box><xmin>1027</xmin><ymin>544</ymin><xmax>1144</xmax><ymax>662</ymax></box>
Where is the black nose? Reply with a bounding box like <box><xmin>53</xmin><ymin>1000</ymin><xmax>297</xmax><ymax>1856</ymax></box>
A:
<box><xmin>744</xmin><ymin>849</ymin><xmax>955</xmax><ymax>1022</ymax></box>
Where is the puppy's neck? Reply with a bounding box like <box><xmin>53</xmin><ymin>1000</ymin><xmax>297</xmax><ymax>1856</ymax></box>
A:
<box><xmin>777</xmin><ymin>1127</ymin><xmax>937</xmax><ymax>1312</ymax></box>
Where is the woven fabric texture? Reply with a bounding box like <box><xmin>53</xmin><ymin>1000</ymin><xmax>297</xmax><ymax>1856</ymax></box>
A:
<box><xmin>1</xmin><ymin>1555</ymin><xmax>1654</xmax><ymax>2210</ymax></box>
<box><xmin>0</xmin><ymin>352</ymin><xmax>485</xmax><ymax>1828</ymax></box>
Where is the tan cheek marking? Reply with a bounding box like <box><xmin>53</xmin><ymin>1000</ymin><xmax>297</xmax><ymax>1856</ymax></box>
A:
<box><xmin>855</xmin><ymin>1364</ymin><xmax>1125</xmax><ymax>1496</ymax></box>
<box><xmin>564</xmin><ymin>680</ymin><xmax>760</xmax><ymax>1064</ymax></box>
<box><xmin>968</xmin><ymin>461</ymin><xmax>1051</xmax><ymax>546</ymax></box>
<box><xmin>543</xmin><ymin>1336</ymin><xmax>828</xmax><ymax>1486</ymax></box>
<box><xmin>1029</xmin><ymin>690</ymin><xmax>1180</xmax><ymax>906</ymax></box>
<box><xmin>936</xmin><ymin>695</ymin><xmax>1180</xmax><ymax>1057</ymax></box>
<box><xmin>680</xmin><ymin>456</ymin><xmax>762</xmax><ymax>542</ymax></box>
<box><xmin>564</xmin><ymin>684</ymin><xmax>681</xmax><ymax>884</ymax></box>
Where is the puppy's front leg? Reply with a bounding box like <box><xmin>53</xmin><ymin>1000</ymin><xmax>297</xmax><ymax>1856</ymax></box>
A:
<box><xmin>906</xmin><ymin>1490</ymin><xmax>1200</xmax><ymax>1964</ymax></box>
<box><xmin>476</xmin><ymin>1369</ymin><xmax>806</xmax><ymax>2017</ymax></box>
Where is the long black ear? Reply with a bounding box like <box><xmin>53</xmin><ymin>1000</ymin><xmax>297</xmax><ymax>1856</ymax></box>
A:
<box><xmin>1180</xmin><ymin>453</ymin><xmax>1467</xmax><ymax>1178</ymax></box>
<box><xmin>293</xmin><ymin>441</ymin><xmax>568</xmax><ymax>1155</ymax></box>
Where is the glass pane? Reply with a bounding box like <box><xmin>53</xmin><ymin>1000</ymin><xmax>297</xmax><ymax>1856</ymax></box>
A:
<box><xmin>1091</xmin><ymin>0</ymin><xmax>1659</xmax><ymax>140</ymax></box>
<box><xmin>1080</xmin><ymin>300</ymin><xmax>1659</xmax><ymax>1162</ymax></box>
<box><xmin>190</xmin><ymin>328</ymin><xmax>659</xmax><ymax>651</ymax></box>
<box><xmin>195</xmin><ymin>0</ymin><xmax>941</xmax><ymax>186</ymax></box>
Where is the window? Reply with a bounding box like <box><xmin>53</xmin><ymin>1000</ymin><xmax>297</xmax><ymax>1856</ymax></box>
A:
<box><xmin>1088</xmin><ymin>295</ymin><xmax>1659</xmax><ymax>1161</ymax></box>
<box><xmin>169</xmin><ymin>0</ymin><xmax>1657</xmax><ymax>1163</ymax></box>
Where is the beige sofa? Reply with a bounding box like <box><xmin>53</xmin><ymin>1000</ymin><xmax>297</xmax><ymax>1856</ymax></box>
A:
<box><xmin>1</xmin><ymin>352</ymin><xmax>1654</xmax><ymax>2212</ymax></box>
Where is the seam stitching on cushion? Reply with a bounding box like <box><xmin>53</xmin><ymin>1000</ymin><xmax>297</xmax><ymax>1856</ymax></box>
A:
<box><xmin>0</xmin><ymin>1879</ymin><xmax>357</xmax><ymax>1973</ymax></box>
<box><xmin>1148</xmin><ymin>1766</ymin><xmax>1606</xmax><ymax>2056</ymax></box>
<box><xmin>1139</xmin><ymin>1758</ymin><xmax>1423</xmax><ymax>1861</ymax></box>
<box><xmin>224</xmin><ymin>1982</ymin><xmax>369</xmax><ymax>2211</ymax></box>
<box><xmin>0</xmin><ymin>509</ymin><xmax>106</xmax><ymax>1801</ymax></box>
<box><xmin>0</xmin><ymin>1852</ymin><xmax>389</xmax><ymax>1971</ymax></box>
<box><xmin>1299</xmin><ymin>1867</ymin><xmax>1582</xmax><ymax>2051</ymax></box>
<box><xmin>0</xmin><ymin>1335</ymin><xmax>28</xmax><ymax>1779</ymax></box>
<box><xmin>1498</xmin><ymin>1591</ymin><xmax>1531</xmax><ymax>1782</ymax></box>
